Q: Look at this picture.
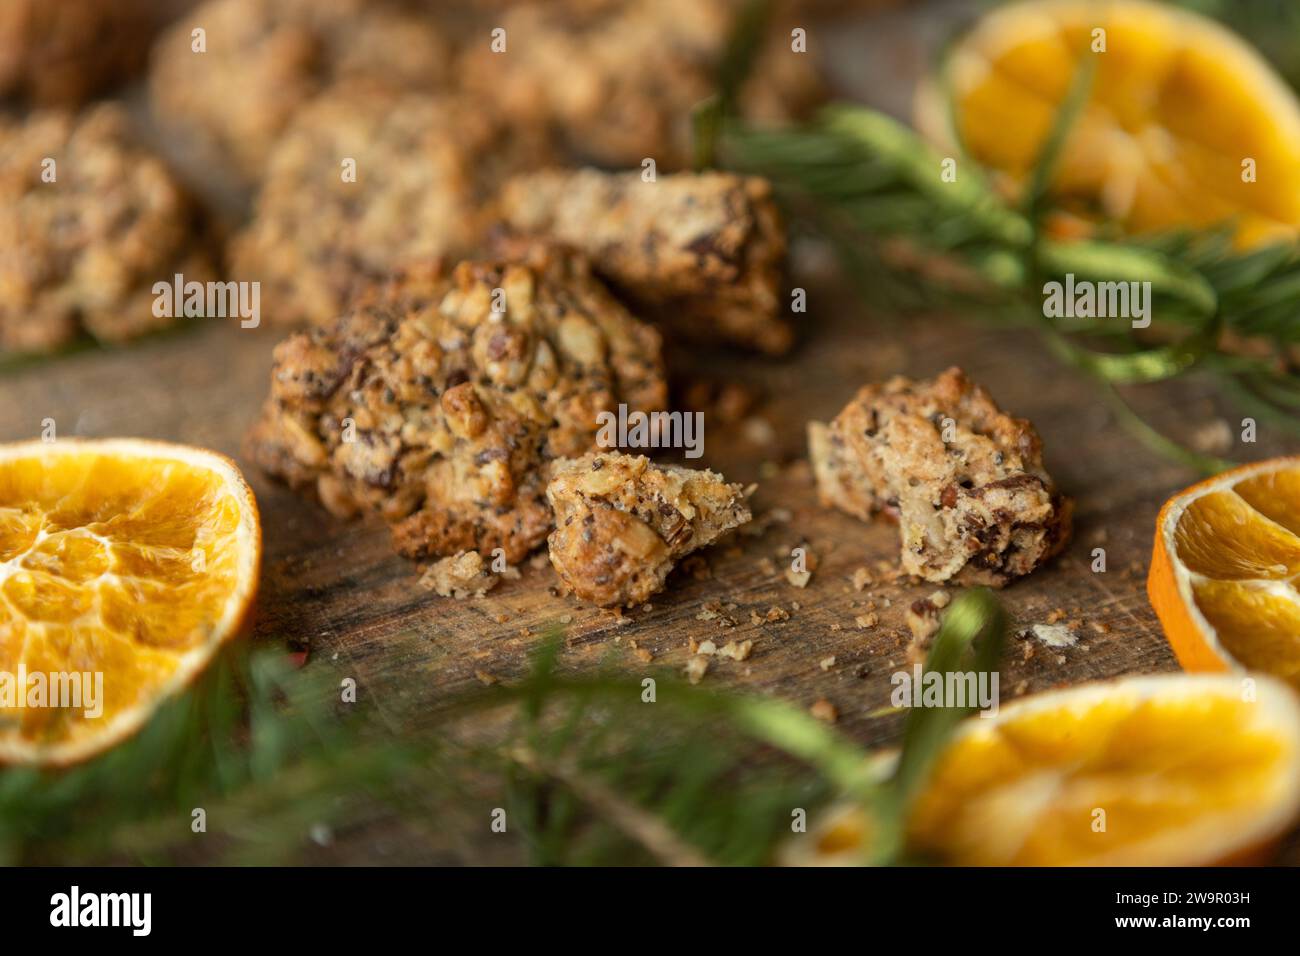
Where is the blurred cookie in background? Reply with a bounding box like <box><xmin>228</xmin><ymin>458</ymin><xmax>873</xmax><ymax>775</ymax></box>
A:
<box><xmin>230</xmin><ymin>86</ymin><xmax>554</xmax><ymax>328</ymax></box>
<box><xmin>0</xmin><ymin>104</ymin><xmax>213</xmax><ymax>354</ymax></box>
<box><xmin>0</xmin><ymin>0</ymin><xmax>191</xmax><ymax>106</ymax></box>
<box><xmin>148</xmin><ymin>0</ymin><xmax>453</xmax><ymax>183</ymax></box>
<box><xmin>459</xmin><ymin>0</ymin><xmax>825</xmax><ymax>169</ymax></box>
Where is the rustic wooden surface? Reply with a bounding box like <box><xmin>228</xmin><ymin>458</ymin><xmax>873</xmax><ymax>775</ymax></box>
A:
<box><xmin>4</xmin><ymin>0</ymin><xmax>1299</xmax><ymax>864</ymax></box>
<box><xmin>5</xmin><ymin>285</ymin><xmax>1299</xmax><ymax>862</ymax></box>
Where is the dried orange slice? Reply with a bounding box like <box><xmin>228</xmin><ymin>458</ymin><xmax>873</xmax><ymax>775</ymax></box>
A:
<box><xmin>1149</xmin><ymin>456</ymin><xmax>1300</xmax><ymax>686</ymax></box>
<box><xmin>782</xmin><ymin>674</ymin><xmax>1300</xmax><ymax>866</ymax></box>
<box><xmin>916</xmin><ymin>0</ymin><xmax>1300</xmax><ymax>247</ymax></box>
<box><xmin>0</xmin><ymin>439</ymin><xmax>260</xmax><ymax>765</ymax></box>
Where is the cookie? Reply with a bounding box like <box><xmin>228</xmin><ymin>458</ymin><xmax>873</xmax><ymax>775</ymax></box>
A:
<box><xmin>149</xmin><ymin>0</ymin><xmax>452</xmax><ymax>181</ymax></box>
<box><xmin>230</xmin><ymin>86</ymin><xmax>552</xmax><ymax>329</ymax></box>
<box><xmin>459</xmin><ymin>0</ymin><xmax>823</xmax><ymax>169</ymax></box>
<box><xmin>547</xmin><ymin>451</ymin><xmax>752</xmax><ymax>607</ymax></box>
<box><xmin>245</xmin><ymin>247</ymin><xmax>668</xmax><ymax>563</ymax></box>
<box><xmin>0</xmin><ymin>104</ymin><xmax>211</xmax><ymax>354</ymax></box>
<box><xmin>809</xmin><ymin>367</ymin><xmax>1072</xmax><ymax>586</ymax></box>
<box><xmin>497</xmin><ymin>167</ymin><xmax>790</xmax><ymax>353</ymax></box>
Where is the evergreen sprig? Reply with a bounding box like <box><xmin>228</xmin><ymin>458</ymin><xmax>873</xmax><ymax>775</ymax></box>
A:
<box><xmin>718</xmin><ymin>103</ymin><xmax>1300</xmax><ymax>473</ymax></box>
<box><xmin>0</xmin><ymin>593</ymin><xmax>1007</xmax><ymax>866</ymax></box>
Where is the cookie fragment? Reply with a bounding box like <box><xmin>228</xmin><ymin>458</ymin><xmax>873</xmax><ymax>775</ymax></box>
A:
<box><xmin>0</xmin><ymin>104</ymin><xmax>211</xmax><ymax>354</ymax></box>
<box><xmin>496</xmin><ymin>168</ymin><xmax>791</xmax><ymax>353</ymax></box>
<box><xmin>245</xmin><ymin>247</ymin><xmax>667</xmax><ymax>563</ymax></box>
<box><xmin>419</xmin><ymin>551</ymin><xmax>500</xmax><ymax>599</ymax></box>
<box><xmin>546</xmin><ymin>451</ymin><xmax>752</xmax><ymax>607</ymax></box>
<box><xmin>149</xmin><ymin>0</ymin><xmax>452</xmax><ymax>180</ymax></box>
<box><xmin>809</xmin><ymin>367</ymin><xmax>1072</xmax><ymax>586</ymax></box>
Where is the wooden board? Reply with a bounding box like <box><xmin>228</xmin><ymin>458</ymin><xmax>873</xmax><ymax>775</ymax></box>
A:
<box><xmin>5</xmin><ymin>277</ymin><xmax>1298</xmax><ymax>863</ymax></box>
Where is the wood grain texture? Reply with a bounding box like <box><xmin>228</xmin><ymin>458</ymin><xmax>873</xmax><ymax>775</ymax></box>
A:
<box><xmin>3</xmin><ymin>277</ymin><xmax>1297</xmax><ymax>862</ymax></box>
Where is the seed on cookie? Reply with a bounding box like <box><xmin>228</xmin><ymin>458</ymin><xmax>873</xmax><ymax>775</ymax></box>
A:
<box><xmin>546</xmin><ymin>451</ymin><xmax>753</xmax><ymax>607</ymax></box>
<box><xmin>808</xmin><ymin>367</ymin><xmax>1072</xmax><ymax>586</ymax></box>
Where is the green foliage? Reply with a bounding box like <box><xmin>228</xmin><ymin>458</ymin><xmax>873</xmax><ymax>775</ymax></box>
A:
<box><xmin>720</xmin><ymin>103</ymin><xmax>1300</xmax><ymax>474</ymax></box>
<box><xmin>0</xmin><ymin>593</ymin><xmax>1008</xmax><ymax>867</ymax></box>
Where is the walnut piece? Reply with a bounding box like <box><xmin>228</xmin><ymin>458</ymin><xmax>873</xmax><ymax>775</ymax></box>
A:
<box><xmin>547</xmin><ymin>452</ymin><xmax>752</xmax><ymax>607</ymax></box>
<box><xmin>809</xmin><ymin>367</ymin><xmax>1072</xmax><ymax>586</ymax></box>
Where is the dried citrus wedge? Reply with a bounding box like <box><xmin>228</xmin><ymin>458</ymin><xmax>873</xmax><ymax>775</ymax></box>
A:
<box><xmin>1149</xmin><ymin>456</ymin><xmax>1300</xmax><ymax>686</ymax></box>
<box><xmin>0</xmin><ymin>439</ymin><xmax>260</xmax><ymax>765</ymax></box>
<box><xmin>781</xmin><ymin>674</ymin><xmax>1300</xmax><ymax>866</ymax></box>
<box><xmin>916</xmin><ymin>0</ymin><xmax>1300</xmax><ymax>247</ymax></box>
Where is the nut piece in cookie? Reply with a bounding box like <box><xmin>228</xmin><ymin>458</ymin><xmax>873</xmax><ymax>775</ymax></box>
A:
<box><xmin>0</xmin><ymin>104</ymin><xmax>211</xmax><ymax>354</ymax></box>
<box><xmin>419</xmin><ymin>551</ymin><xmax>500</xmax><ymax>599</ymax></box>
<box><xmin>496</xmin><ymin>168</ymin><xmax>791</xmax><ymax>354</ymax></box>
<box><xmin>230</xmin><ymin>86</ymin><xmax>552</xmax><ymax>329</ymax></box>
<box><xmin>245</xmin><ymin>248</ymin><xmax>667</xmax><ymax>564</ymax></box>
<box><xmin>459</xmin><ymin>0</ymin><xmax>822</xmax><ymax>169</ymax></box>
<box><xmin>546</xmin><ymin>452</ymin><xmax>752</xmax><ymax>607</ymax></box>
<box><xmin>809</xmin><ymin>367</ymin><xmax>1071</xmax><ymax>586</ymax></box>
<box><xmin>149</xmin><ymin>0</ymin><xmax>452</xmax><ymax>181</ymax></box>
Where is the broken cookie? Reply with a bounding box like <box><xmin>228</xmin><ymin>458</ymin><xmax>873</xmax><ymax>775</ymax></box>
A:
<box><xmin>547</xmin><ymin>452</ymin><xmax>752</xmax><ymax>607</ymax></box>
<box><xmin>809</xmin><ymin>367</ymin><xmax>1071</xmax><ymax>586</ymax></box>
<box><xmin>245</xmin><ymin>247</ymin><xmax>667</xmax><ymax>564</ymax></box>
<box><xmin>496</xmin><ymin>168</ymin><xmax>791</xmax><ymax>354</ymax></box>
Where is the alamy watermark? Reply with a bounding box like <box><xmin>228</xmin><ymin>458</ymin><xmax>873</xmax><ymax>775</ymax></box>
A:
<box><xmin>890</xmin><ymin>664</ymin><xmax>999</xmax><ymax>717</ymax></box>
<box><xmin>0</xmin><ymin>665</ymin><xmax>103</xmax><ymax>718</ymax></box>
<box><xmin>1042</xmin><ymin>273</ymin><xmax>1151</xmax><ymax>329</ymax></box>
<box><xmin>152</xmin><ymin>273</ymin><xmax>260</xmax><ymax>328</ymax></box>
<box><xmin>595</xmin><ymin>404</ymin><xmax>704</xmax><ymax>459</ymax></box>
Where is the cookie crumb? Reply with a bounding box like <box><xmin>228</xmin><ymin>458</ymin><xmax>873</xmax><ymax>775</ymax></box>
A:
<box><xmin>419</xmin><ymin>551</ymin><xmax>500</xmax><ymax>599</ymax></box>
<box><xmin>810</xmin><ymin>698</ymin><xmax>838</xmax><ymax>723</ymax></box>
<box><xmin>685</xmin><ymin>655</ymin><xmax>710</xmax><ymax>685</ymax></box>
<box><xmin>719</xmin><ymin>639</ymin><xmax>754</xmax><ymax>661</ymax></box>
<box><xmin>1029</xmin><ymin>623</ymin><xmax>1077</xmax><ymax>648</ymax></box>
